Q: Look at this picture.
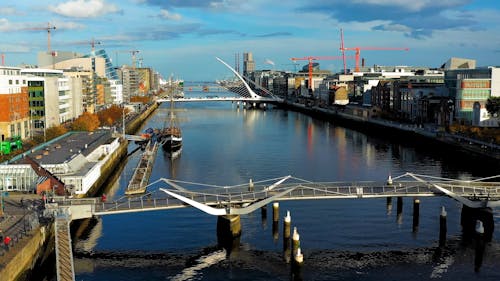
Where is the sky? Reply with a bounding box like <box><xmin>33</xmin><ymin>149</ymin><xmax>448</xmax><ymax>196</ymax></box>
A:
<box><xmin>0</xmin><ymin>0</ymin><xmax>499</xmax><ymax>81</ymax></box>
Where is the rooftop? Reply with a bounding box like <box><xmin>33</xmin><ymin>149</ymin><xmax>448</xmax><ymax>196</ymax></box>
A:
<box><xmin>10</xmin><ymin>130</ymin><xmax>113</xmax><ymax>165</ymax></box>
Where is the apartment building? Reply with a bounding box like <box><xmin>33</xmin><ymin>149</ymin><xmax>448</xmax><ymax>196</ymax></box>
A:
<box><xmin>0</xmin><ymin>66</ymin><xmax>30</xmax><ymax>140</ymax></box>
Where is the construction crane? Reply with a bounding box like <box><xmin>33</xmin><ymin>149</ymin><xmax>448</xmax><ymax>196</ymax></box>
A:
<box><xmin>290</xmin><ymin>56</ymin><xmax>353</xmax><ymax>91</ymax></box>
<box><xmin>89</xmin><ymin>38</ymin><xmax>101</xmax><ymax>53</ymax></box>
<box><xmin>340</xmin><ymin>28</ymin><xmax>409</xmax><ymax>73</ymax></box>
<box><xmin>28</xmin><ymin>22</ymin><xmax>56</xmax><ymax>53</ymax></box>
<box><xmin>73</xmin><ymin>38</ymin><xmax>101</xmax><ymax>54</ymax></box>
<box><xmin>114</xmin><ymin>50</ymin><xmax>140</xmax><ymax>68</ymax></box>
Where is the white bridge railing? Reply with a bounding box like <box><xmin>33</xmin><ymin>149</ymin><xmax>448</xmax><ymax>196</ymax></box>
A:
<box><xmin>49</xmin><ymin>173</ymin><xmax>500</xmax><ymax>219</ymax></box>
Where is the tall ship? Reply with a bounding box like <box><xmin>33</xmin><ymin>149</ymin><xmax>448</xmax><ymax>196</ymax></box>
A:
<box><xmin>159</xmin><ymin>78</ymin><xmax>182</xmax><ymax>153</ymax></box>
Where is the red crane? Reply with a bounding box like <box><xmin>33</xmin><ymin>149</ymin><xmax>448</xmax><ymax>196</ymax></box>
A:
<box><xmin>340</xmin><ymin>28</ymin><xmax>409</xmax><ymax>73</ymax></box>
<box><xmin>290</xmin><ymin>56</ymin><xmax>353</xmax><ymax>91</ymax></box>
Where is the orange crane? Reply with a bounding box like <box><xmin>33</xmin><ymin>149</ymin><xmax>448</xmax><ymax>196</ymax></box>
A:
<box><xmin>28</xmin><ymin>22</ymin><xmax>57</xmax><ymax>52</ymax></box>
<box><xmin>291</xmin><ymin>56</ymin><xmax>353</xmax><ymax>91</ymax></box>
<box><xmin>340</xmin><ymin>28</ymin><xmax>409</xmax><ymax>73</ymax></box>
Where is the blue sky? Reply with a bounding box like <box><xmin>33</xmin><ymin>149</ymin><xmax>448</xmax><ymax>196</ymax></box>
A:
<box><xmin>1</xmin><ymin>0</ymin><xmax>499</xmax><ymax>81</ymax></box>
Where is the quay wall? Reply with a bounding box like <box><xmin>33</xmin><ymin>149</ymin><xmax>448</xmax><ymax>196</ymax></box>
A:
<box><xmin>126</xmin><ymin>102</ymin><xmax>159</xmax><ymax>135</ymax></box>
<box><xmin>279</xmin><ymin>101</ymin><xmax>500</xmax><ymax>164</ymax></box>
<box><xmin>0</xmin><ymin>225</ymin><xmax>55</xmax><ymax>281</ymax></box>
<box><xmin>2</xmin><ymin>102</ymin><xmax>161</xmax><ymax>280</ymax></box>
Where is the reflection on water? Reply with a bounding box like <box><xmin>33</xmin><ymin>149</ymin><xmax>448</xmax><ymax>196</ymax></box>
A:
<box><xmin>169</xmin><ymin>250</ymin><xmax>226</xmax><ymax>281</ymax></box>
<box><xmin>72</xmin><ymin>91</ymin><xmax>500</xmax><ymax>280</ymax></box>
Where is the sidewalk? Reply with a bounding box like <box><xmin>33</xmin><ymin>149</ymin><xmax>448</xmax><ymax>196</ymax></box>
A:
<box><xmin>0</xmin><ymin>193</ymin><xmax>43</xmax><ymax>265</ymax></box>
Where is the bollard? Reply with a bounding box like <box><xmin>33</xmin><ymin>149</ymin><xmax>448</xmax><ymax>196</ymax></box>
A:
<box><xmin>413</xmin><ymin>199</ymin><xmax>420</xmax><ymax>232</ymax></box>
<box><xmin>474</xmin><ymin>220</ymin><xmax>485</xmax><ymax>272</ymax></box>
<box><xmin>387</xmin><ymin>175</ymin><xmax>393</xmax><ymax>185</ymax></box>
<box><xmin>292</xmin><ymin>247</ymin><xmax>304</xmax><ymax>281</ymax></box>
<box><xmin>283</xmin><ymin>211</ymin><xmax>291</xmax><ymax>253</ymax></box>
<box><xmin>439</xmin><ymin>206</ymin><xmax>447</xmax><ymax>247</ymax></box>
<box><xmin>272</xmin><ymin>202</ymin><xmax>280</xmax><ymax>222</ymax></box>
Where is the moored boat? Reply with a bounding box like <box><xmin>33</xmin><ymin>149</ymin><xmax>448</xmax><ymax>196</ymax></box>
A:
<box><xmin>159</xmin><ymin>76</ymin><xmax>183</xmax><ymax>154</ymax></box>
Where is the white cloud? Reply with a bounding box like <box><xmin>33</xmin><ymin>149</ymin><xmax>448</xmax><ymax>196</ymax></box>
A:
<box><xmin>0</xmin><ymin>7</ymin><xmax>18</xmax><ymax>15</ymax></box>
<box><xmin>0</xmin><ymin>18</ymin><xmax>16</xmax><ymax>31</ymax></box>
<box><xmin>52</xmin><ymin>21</ymin><xmax>86</xmax><ymax>30</ymax></box>
<box><xmin>159</xmin><ymin>9</ymin><xmax>182</xmax><ymax>21</ymax></box>
<box><xmin>351</xmin><ymin>0</ymin><xmax>468</xmax><ymax>12</ymax></box>
<box><xmin>49</xmin><ymin>0</ymin><xmax>122</xmax><ymax>18</ymax></box>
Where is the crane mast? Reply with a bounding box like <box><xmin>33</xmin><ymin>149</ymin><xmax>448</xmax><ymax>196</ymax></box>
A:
<box><xmin>340</xmin><ymin>28</ymin><xmax>409</xmax><ymax>73</ymax></box>
<box><xmin>290</xmin><ymin>55</ymin><xmax>354</xmax><ymax>91</ymax></box>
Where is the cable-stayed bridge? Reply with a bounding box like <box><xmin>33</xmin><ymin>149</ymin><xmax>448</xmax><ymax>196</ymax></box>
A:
<box><xmin>157</xmin><ymin>57</ymin><xmax>283</xmax><ymax>105</ymax></box>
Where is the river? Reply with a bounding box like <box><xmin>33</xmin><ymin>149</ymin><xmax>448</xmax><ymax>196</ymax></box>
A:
<box><xmin>72</xmin><ymin>88</ymin><xmax>500</xmax><ymax>281</ymax></box>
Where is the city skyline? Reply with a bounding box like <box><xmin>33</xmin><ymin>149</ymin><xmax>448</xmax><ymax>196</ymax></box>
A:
<box><xmin>0</xmin><ymin>0</ymin><xmax>499</xmax><ymax>80</ymax></box>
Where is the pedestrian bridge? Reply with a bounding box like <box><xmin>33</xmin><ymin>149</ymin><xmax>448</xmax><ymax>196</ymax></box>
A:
<box><xmin>46</xmin><ymin>172</ymin><xmax>500</xmax><ymax>281</ymax></box>
<box><xmin>46</xmin><ymin>173</ymin><xmax>500</xmax><ymax>221</ymax></box>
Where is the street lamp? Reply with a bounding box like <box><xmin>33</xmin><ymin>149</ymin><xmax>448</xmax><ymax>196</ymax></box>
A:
<box><xmin>122</xmin><ymin>104</ymin><xmax>126</xmax><ymax>139</ymax></box>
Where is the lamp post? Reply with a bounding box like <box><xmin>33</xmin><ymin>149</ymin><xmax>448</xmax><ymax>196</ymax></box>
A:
<box><xmin>122</xmin><ymin>105</ymin><xmax>126</xmax><ymax>139</ymax></box>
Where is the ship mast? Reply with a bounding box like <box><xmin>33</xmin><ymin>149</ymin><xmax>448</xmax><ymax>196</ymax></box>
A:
<box><xmin>169</xmin><ymin>75</ymin><xmax>175</xmax><ymax>128</ymax></box>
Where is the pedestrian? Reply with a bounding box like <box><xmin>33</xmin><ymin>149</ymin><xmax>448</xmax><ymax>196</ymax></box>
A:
<box><xmin>4</xmin><ymin>236</ymin><xmax>11</xmax><ymax>251</ymax></box>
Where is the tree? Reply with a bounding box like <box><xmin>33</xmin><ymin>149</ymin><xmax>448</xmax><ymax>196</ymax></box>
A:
<box><xmin>97</xmin><ymin>104</ymin><xmax>130</xmax><ymax>127</ymax></box>
<box><xmin>45</xmin><ymin>125</ymin><xmax>68</xmax><ymax>140</ymax></box>
<box><xmin>486</xmin><ymin>97</ymin><xmax>500</xmax><ymax>117</ymax></box>
<box><xmin>72</xmin><ymin>112</ymin><xmax>100</xmax><ymax>131</ymax></box>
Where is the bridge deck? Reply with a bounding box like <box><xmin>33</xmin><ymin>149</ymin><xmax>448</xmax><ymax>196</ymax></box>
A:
<box><xmin>51</xmin><ymin>174</ymin><xmax>500</xmax><ymax>217</ymax></box>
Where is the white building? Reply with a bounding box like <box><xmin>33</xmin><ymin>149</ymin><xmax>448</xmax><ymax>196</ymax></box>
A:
<box><xmin>21</xmin><ymin>69</ymin><xmax>82</xmax><ymax>129</ymax></box>
<box><xmin>109</xmin><ymin>79</ymin><xmax>123</xmax><ymax>104</ymax></box>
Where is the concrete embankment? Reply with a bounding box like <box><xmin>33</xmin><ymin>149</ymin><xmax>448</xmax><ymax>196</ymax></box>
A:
<box><xmin>0</xmin><ymin>102</ymin><xmax>160</xmax><ymax>281</ymax></box>
<box><xmin>126</xmin><ymin>102</ymin><xmax>159</xmax><ymax>135</ymax></box>
<box><xmin>279</xmin><ymin>101</ymin><xmax>500</xmax><ymax>164</ymax></box>
<box><xmin>0</xmin><ymin>225</ymin><xmax>55</xmax><ymax>281</ymax></box>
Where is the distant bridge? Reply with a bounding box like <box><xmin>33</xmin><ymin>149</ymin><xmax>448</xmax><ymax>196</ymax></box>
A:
<box><xmin>157</xmin><ymin>57</ymin><xmax>283</xmax><ymax>105</ymax></box>
<box><xmin>156</xmin><ymin>96</ymin><xmax>281</xmax><ymax>103</ymax></box>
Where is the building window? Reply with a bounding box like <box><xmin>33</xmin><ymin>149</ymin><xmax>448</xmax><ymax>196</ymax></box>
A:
<box><xmin>9</xmin><ymin>79</ymin><xmax>12</xmax><ymax>85</ymax></box>
<box><xmin>10</xmin><ymin>124</ymin><xmax>15</xmax><ymax>137</ymax></box>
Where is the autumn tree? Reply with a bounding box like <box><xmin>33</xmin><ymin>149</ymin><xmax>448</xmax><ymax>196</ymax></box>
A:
<box><xmin>45</xmin><ymin>125</ymin><xmax>68</xmax><ymax>140</ymax></box>
<box><xmin>98</xmin><ymin>104</ymin><xmax>127</xmax><ymax>126</ymax></box>
<box><xmin>72</xmin><ymin>112</ymin><xmax>100</xmax><ymax>131</ymax></box>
